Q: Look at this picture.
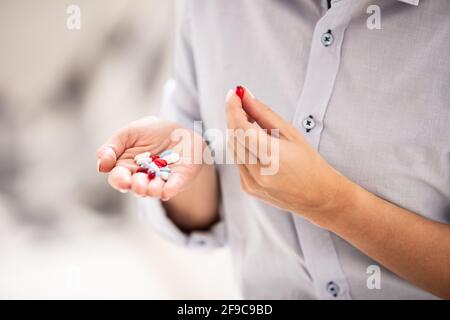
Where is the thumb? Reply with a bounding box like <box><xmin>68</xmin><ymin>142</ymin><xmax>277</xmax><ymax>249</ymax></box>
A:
<box><xmin>96</xmin><ymin>126</ymin><xmax>128</xmax><ymax>173</ymax></box>
<box><xmin>239</xmin><ymin>86</ymin><xmax>296</xmax><ymax>139</ymax></box>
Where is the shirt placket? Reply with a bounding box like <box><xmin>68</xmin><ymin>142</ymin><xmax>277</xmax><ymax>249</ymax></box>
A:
<box><xmin>291</xmin><ymin>0</ymin><xmax>358</xmax><ymax>300</ymax></box>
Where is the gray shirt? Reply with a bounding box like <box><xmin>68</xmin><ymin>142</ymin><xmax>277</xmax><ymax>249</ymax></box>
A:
<box><xmin>140</xmin><ymin>0</ymin><xmax>450</xmax><ymax>299</ymax></box>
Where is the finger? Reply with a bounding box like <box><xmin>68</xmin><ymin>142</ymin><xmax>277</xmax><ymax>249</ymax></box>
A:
<box><xmin>240</xmin><ymin>167</ymin><xmax>283</xmax><ymax>208</ymax></box>
<box><xmin>239</xmin><ymin>86</ymin><xmax>297</xmax><ymax>139</ymax></box>
<box><xmin>228</xmin><ymin>129</ymin><xmax>246</xmax><ymax>164</ymax></box>
<box><xmin>161</xmin><ymin>172</ymin><xmax>186</xmax><ymax>200</ymax></box>
<box><xmin>230</xmin><ymin>135</ymin><xmax>263</xmax><ymax>179</ymax></box>
<box><xmin>226</xmin><ymin>90</ymin><xmax>270</xmax><ymax>159</ymax></box>
<box><xmin>238</xmin><ymin>162</ymin><xmax>281</xmax><ymax>206</ymax></box>
<box><xmin>238</xmin><ymin>164</ymin><xmax>259</xmax><ymax>192</ymax></box>
<box><xmin>228</xmin><ymin>120</ymin><xmax>273</xmax><ymax>170</ymax></box>
<box><xmin>147</xmin><ymin>177</ymin><xmax>165</xmax><ymax>198</ymax></box>
<box><xmin>131</xmin><ymin>172</ymin><xmax>149</xmax><ymax>197</ymax></box>
<box><xmin>96</xmin><ymin>126</ymin><xmax>129</xmax><ymax>173</ymax></box>
<box><xmin>225</xmin><ymin>89</ymin><xmax>254</xmax><ymax>132</ymax></box>
<box><xmin>108</xmin><ymin>166</ymin><xmax>132</xmax><ymax>192</ymax></box>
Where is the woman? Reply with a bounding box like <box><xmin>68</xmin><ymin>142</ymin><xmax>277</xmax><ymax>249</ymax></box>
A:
<box><xmin>96</xmin><ymin>0</ymin><xmax>450</xmax><ymax>299</ymax></box>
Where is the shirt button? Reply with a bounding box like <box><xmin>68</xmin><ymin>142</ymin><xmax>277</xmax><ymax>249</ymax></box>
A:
<box><xmin>326</xmin><ymin>281</ymin><xmax>340</xmax><ymax>297</ymax></box>
<box><xmin>302</xmin><ymin>115</ymin><xmax>316</xmax><ymax>133</ymax></box>
<box><xmin>321</xmin><ymin>30</ymin><xmax>334</xmax><ymax>47</ymax></box>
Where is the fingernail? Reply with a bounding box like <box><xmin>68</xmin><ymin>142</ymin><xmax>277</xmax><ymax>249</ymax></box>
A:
<box><xmin>106</xmin><ymin>146</ymin><xmax>116</xmax><ymax>157</ymax></box>
<box><xmin>97</xmin><ymin>159</ymin><xmax>102</xmax><ymax>173</ymax></box>
<box><xmin>119</xmin><ymin>188</ymin><xmax>128</xmax><ymax>193</ymax></box>
<box><xmin>245</xmin><ymin>87</ymin><xmax>255</xmax><ymax>99</ymax></box>
<box><xmin>235</xmin><ymin>85</ymin><xmax>245</xmax><ymax>100</ymax></box>
<box><xmin>161</xmin><ymin>197</ymin><xmax>169</xmax><ymax>201</ymax></box>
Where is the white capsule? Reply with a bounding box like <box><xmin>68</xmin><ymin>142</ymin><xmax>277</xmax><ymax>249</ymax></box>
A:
<box><xmin>139</xmin><ymin>159</ymin><xmax>159</xmax><ymax>172</ymax></box>
<box><xmin>160</xmin><ymin>167</ymin><xmax>171</xmax><ymax>173</ymax></box>
<box><xmin>136</xmin><ymin>157</ymin><xmax>151</xmax><ymax>166</ymax></box>
<box><xmin>148</xmin><ymin>162</ymin><xmax>160</xmax><ymax>172</ymax></box>
<box><xmin>157</xmin><ymin>171</ymin><xmax>170</xmax><ymax>181</ymax></box>
<box><xmin>134</xmin><ymin>152</ymin><xmax>151</xmax><ymax>162</ymax></box>
<box><xmin>162</xmin><ymin>152</ymin><xmax>180</xmax><ymax>164</ymax></box>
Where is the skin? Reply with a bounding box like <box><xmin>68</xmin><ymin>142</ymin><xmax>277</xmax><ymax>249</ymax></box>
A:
<box><xmin>97</xmin><ymin>87</ymin><xmax>450</xmax><ymax>299</ymax></box>
<box><xmin>96</xmin><ymin>116</ymin><xmax>219</xmax><ymax>230</ymax></box>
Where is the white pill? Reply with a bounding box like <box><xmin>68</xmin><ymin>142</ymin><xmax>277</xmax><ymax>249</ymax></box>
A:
<box><xmin>136</xmin><ymin>157</ymin><xmax>151</xmax><ymax>166</ymax></box>
<box><xmin>148</xmin><ymin>162</ymin><xmax>160</xmax><ymax>172</ymax></box>
<box><xmin>134</xmin><ymin>152</ymin><xmax>151</xmax><ymax>162</ymax></box>
<box><xmin>162</xmin><ymin>152</ymin><xmax>180</xmax><ymax>164</ymax></box>
<box><xmin>159</xmin><ymin>150</ymin><xmax>173</xmax><ymax>158</ymax></box>
<box><xmin>139</xmin><ymin>159</ymin><xmax>159</xmax><ymax>172</ymax></box>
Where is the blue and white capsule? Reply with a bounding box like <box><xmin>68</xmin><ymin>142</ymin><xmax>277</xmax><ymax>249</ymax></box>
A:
<box><xmin>156</xmin><ymin>171</ymin><xmax>170</xmax><ymax>181</ymax></box>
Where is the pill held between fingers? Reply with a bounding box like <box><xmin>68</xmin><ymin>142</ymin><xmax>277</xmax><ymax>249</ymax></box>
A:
<box><xmin>134</xmin><ymin>152</ymin><xmax>151</xmax><ymax>162</ymax></box>
<box><xmin>162</xmin><ymin>152</ymin><xmax>180</xmax><ymax>165</ymax></box>
<box><xmin>235</xmin><ymin>85</ymin><xmax>245</xmax><ymax>100</ymax></box>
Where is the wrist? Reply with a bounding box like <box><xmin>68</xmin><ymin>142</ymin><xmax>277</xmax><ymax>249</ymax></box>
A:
<box><xmin>164</xmin><ymin>162</ymin><xmax>219</xmax><ymax>231</ymax></box>
<box><xmin>307</xmin><ymin>174</ymin><xmax>364</xmax><ymax>230</ymax></box>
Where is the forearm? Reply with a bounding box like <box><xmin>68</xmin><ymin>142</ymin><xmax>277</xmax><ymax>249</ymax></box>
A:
<box><xmin>315</xmin><ymin>179</ymin><xmax>450</xmax><ymax>299</ymax></box>
<box><xmin>162</xmin><ymin>164</ymin><xmax>220</xmax><ymax>232</ymax></box>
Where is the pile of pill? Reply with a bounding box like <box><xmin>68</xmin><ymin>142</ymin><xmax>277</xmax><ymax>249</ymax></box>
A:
<box><xmin>133</xmin><ymin>150</ymin><xmax>180</xmax><ymax>181</ymax></box>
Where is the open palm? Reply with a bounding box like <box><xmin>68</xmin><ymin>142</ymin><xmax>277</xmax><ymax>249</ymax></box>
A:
<box><xmin>96</xmin><ymin>117</ymin><xmax>205</xmax><ymax>200</ymax></box>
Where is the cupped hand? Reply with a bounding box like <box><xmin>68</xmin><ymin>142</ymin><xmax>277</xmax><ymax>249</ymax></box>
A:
<box><xmin>96</xmin><ymin>116</ymin><xmax>206</xmax><ymax>200</ymax></box>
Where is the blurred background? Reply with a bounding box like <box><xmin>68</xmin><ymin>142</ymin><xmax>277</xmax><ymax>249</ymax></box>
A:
<box><xmin>0</xmin><ymin>0</ymin><xmax>238</xmax><ymax>299</ymax></box>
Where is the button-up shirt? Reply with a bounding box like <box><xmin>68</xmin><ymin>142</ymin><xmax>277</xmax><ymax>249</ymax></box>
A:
<box><xmin>139</xmin><ymin>0</ymin><xmax>450</xmax><ymax>299</ymax></box>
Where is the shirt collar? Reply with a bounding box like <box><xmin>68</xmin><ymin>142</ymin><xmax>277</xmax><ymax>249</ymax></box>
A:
<box><xmin>398</xmin><ymin>0</ymin><xmax>419</xmax><ymax>5</ymax></box>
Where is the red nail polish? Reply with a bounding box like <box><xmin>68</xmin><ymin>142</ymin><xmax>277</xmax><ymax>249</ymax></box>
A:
<box><xmin>150</xmin><ymin>155</ymin><xmax>160</xmax><ymax>161</ymax></box>
<box><xmin>148</xmin><ymin>171</ymin><xmax>156</xmax><ymax>180</ymax></box>
<box><xmin>154</xmin><ymin>158</ymin><xmax>168</xmax><ymax>168</ymax></box>
<box><xmin>235</xmin><ymin>86</ymin><xmax>245</xmax><ymax>100</ymax></box>
<box><xmin>136</xmin><ymin>167</ymin><xmax>149</xmax><ymax>174</ymax></box>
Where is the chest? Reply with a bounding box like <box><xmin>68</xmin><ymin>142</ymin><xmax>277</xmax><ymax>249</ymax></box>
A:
<box><xmin>191</xmin><ymin>0</ymin><xmax>450</xmax><ymax>220</ymax></box>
